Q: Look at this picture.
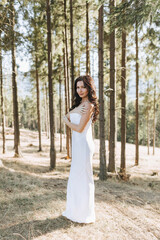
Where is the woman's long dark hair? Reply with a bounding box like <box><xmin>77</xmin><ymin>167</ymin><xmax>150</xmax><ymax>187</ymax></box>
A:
<box><xmin>69</xmin><ymin>75</ymin><xmax>99</xmax><ymax>123</ymax></box>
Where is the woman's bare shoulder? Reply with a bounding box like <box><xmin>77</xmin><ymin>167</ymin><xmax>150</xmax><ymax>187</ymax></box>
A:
<box><xmin>80</xmin><ymin>102</ymin><xmax>94</xmax><ymax>116</ymax></box>
<box><xmin>83</xmin><ymin>101</ymin><xmax>94</xmax><ymax>110</ymax></box>
<box><xmin>69</xmin><ymin>106</ymin><xmax>78</xmax><ymax>114</ymax></box>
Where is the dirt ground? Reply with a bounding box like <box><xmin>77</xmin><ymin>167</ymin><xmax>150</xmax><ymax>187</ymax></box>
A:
<box><xmin>0</xmin><ymin>128</ymin><xmax>160</xmax><ymax>240</ymax></box>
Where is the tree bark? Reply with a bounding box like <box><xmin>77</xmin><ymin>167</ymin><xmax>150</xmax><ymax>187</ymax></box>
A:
<box><xmin>0</xmin><ymin>35</ymin><xmax>5</xmax><ymax>154</ymax></box>
<box><xmin>108</xmin><ymin>0</ymin><xmax>116</xmax><ymax>172</ymax></box>
<box><xmin>135</xmin><ymin>19</ymin><xmax>139</xmax><ymax>165</ymax></box>
<box><xmin>64</xmin><ymin>0</ymin><xmax>70</xmax><ymax>109</ymax></box>
<box><xmin>11</xmin><ymin>0</ymin><xmax>20</xmax><ymax>157</ymax></box>
<box><xmin>108</xmin><ymin>99</ymin><xmax>110</xmax><ymax>152</ymax></box>
<box><xmin>63</xmin><ymin>41</ymin><xmax>68</xmax><ymax>137</ymax></box>
<box><xmin>70</xmin><ymin>0</ymin><xmax>74</xmax><ymax>104</ymax></box>
<box><xmin>63</xmin><ymin>34</ymin><xmax>70</xmax><ymax>158</ymax></box>
<box><xmin>120</xmin><ymin>4</ymin><xmax>126</xmax><ymax>173</ymax></box>
<box><xmin>64</xmin><ymin>0</ymin><xmax>71</xmax><ymax>158</ymax></box>
<box><xmin>59</xmin><ymin>75</ymin><xmax>62</xmax><ymax>152</ymax></box>
<box><xmin>35</xmin><ymin>65</ymin><xmax>42</xmax><ymax>150</ymax></box>
<box><xmin>98</xmin><ymin>4</ymin><xmax>107</xmax><ymax>180</ymax></box>
<box><xmin>153</xmin><ymin>77</ymin><xmax>156</xmax><ymax>155</ymax></box>
<box><xmin>34</xmin><ymin>6</ymin><xmax>42</xmax><ymax>151</ymax></box>
<box><xmin>147</xmin><ymin>79</ymin><xmax>150</xmax><ymax>155</ymax></box>
<box><xmin>44</xmin><ymin>83</ymin><xmax>49</xmax><ymax>138</ymax></box>
<box><xmin>46</xmin><ymin>0</ymin><xmax>56</xmax><ymax>169</ymax></box>
<box><xmin>86</xmin><ymin>1</ymin><xmax>90</xmax><ymax>75</ymax></box>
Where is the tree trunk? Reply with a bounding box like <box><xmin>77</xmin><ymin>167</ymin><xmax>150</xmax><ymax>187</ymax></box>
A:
<box><xmin>63</xmin><ymin>42</ymin><xmax>68</xmax><ymax>145</ymax></box>
<box><xmin>70</xmin><ymin>0</ymin><xmax>74</xmax><ymax>104</ymax></box>
<box><xmin>45</xmin><ymin>83</ymin><xmax>49</xmax><ymax>138</ymax></box>
<box><xmin>147</xmin><ymin>79</ymin><xmax>150</xmax><ymax>155</ymax></box>
<box><xmin>44</xmin><ymin>84</ymin><xmax>47</xmax><ymax>135</ymax></box>
<box><xmin>35</xmin><ymin>53</ymin><xmax>42</xmax><ymax>151</ymax></box>
<box><xmin>86</xmin><ymin>1</ymin><xmax>90</xmax><ymax>75</ymax></box>
<box><xmin>135</xmin><ymin>19</ymin><xmax>139</xmax><ymax>165</ymax></box>
<box><xmin>108</xmin><ymin>99</ymin><xmax>110</xmax><ymax>152</ymax></box>
<box><xmin>108</xmin><ymin>0</ymin><xmax>116</xmax><ymax>172</ymax></box>
<box><xmin>63</xmin><ymin>35</ymin><xmax>70</xmax><ymax>158</ymax></box>
<box><xmin>153</xmin><ymin>77</ymin><xmax>156</xmax><ymax>155</ymax></box>
<box><xmin>59</xmin><ymin>75</ymin><xmax>62</xmax><ymax>152</ymax></box>
<box><xmin>64</xmin><ymin>0</ymin><xmax>71</xmax><ymax>158</ymax></box>
<box><xmin>34</xmin><ymin>7</ymin><xmax>42</xmax><ymax>151</ymax></box>
<box><xmin>64</xmin><ymin>0</ymin><xmax>70</xmax><ymax>109</ymax></box>
<box><xmin>98</xmin><ymin>4</ymin><xmax>107</xmax><ymax>180</ymax></box>
<box><xmin>46</xmin><ymin>0</ymin><xmax>56</xmax><ymax>169</ymax></box>
<box><xmin>0</xmin><ymin>35</ymin><xmax>5</xmax><ymax>154</ymax></box>
<box><xmin>11</xmin><ymin>0</ymin><xmax>20</xmax><ymax>157</ymax></box>
<box><xmin>120</xmin><ymin>5</ymin><xmax>126</xmax><ymax>173</ymax></box>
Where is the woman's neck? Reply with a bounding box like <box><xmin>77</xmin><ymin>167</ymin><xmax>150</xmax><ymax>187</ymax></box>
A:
<box><xmin>81</xmin><ymin>97</ymin><xmax>89</xmax><ymax>103</ymax></box>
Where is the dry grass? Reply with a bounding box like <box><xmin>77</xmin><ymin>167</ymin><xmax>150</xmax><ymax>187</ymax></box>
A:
<box><xmin>0</xmin><ymin>127</ymin><xmax>160</xmax><ymax>240</ymax></box>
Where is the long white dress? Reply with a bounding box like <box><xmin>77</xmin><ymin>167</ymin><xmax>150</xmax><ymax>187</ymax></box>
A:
<box><xmin>62</xmin><ymin>112</ymin><xmax>95</xmax><ymax>223</ymax></box>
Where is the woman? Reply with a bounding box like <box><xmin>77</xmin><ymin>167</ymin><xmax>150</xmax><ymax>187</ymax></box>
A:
<box><xmin>62</xmin><ymin>75</ymin><xmax>99</xmax><ymax>223</ymax></box>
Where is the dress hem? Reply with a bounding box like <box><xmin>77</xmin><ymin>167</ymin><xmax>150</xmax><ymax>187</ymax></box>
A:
<box><xmin>62</xmin><ymin>212</ymin><xmax>95</xmax><ymax>224</ymax></box>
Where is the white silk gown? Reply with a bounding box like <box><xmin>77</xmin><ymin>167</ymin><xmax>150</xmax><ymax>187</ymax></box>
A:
<box><xmin>62</xmin><ymin>112</ymin><xmax>95</xmax><ymax>223</ymax></box>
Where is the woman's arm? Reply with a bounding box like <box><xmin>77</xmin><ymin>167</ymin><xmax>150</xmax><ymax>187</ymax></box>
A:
<box><xmin>64</xmin><ymin>102</ymin><xmax>94</xmax><ymax>133</ymax></box>
<box><xmin>65</xmin><ymin>111</ymin><xmax>70</xmax><ymax>121</ymax></box>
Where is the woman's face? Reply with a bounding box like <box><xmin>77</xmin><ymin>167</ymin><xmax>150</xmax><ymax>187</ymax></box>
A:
<box><xmin>76</xmin><ymin>81</ymin><xmax>88</xmax><ymax>98</ymax></box>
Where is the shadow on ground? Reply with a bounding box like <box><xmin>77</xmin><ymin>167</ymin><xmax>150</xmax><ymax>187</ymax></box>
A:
<box><xmin>0</xmin><ymin>214</ymin><xmax>87</xmax><ymax>239</ymax></box>
<box><xmin>1</xmin><ymin>157</ymin><xmax>71</xmax><ymax>174</ymax></box>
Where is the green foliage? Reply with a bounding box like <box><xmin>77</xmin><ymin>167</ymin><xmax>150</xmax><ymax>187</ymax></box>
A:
<box><xmin>19</xmin><ymin>96</ymin><xmax>37</xmax><ymax>130</ymax></box>
<box><xmin>117</xmin><ymin>97</ymin><xmax>160</xmax><ymax>147</ymax></box>
<box><xmin>125</xmin><ymin>101</ymin><xmax>135</xmax><ymax>144</ymax></box>
<box><xmin>110</xmin><ymin>0</ymin><xmax>160</xmax><ymax>31</ymax></box>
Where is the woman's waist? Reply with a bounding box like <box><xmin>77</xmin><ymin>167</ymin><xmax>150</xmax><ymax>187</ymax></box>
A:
<box><xmin>72</xmin><ymin>129</ymin><xmax>92</xmax><ymax>137</ymax></box>
<box><xmin>72</xmin><ymin>131</ymin><xmax>94</xmax><ymax>142</ymax></box>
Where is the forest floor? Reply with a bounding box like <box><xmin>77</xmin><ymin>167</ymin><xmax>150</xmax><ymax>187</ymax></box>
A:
<box><xmin>0</xmin><ymin>128</ymin><xmax>160</xmax><ymax>240</ymax></box>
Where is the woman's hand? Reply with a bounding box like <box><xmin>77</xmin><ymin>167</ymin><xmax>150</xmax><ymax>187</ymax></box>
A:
<box><xmin>80</xmin><ymin>104</ymin><xmax>89</xmax><ymax>114</ymax></box>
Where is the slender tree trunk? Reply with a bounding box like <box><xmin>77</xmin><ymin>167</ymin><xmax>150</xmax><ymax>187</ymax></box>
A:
<box><xmin>45</xmin><ymin>83</ymin><xmax>49</xmax><ymax>138</ymax></box>
<box><xmin>34</xmin><ymin>8</ymin><xmax>42</xmax><ymax>151</ymax></box>
<box><xmin>135</xmin><ymin>19</ymin><xmax>139</xmax><ymax>165</ymax></box>
<box><xmin>153</xmin><ymin>77</ymin><xmax>156</xmax><ymax>155</ymax></box>
<box><xmin>115</xmin><ymin>35</ymin><xmax>117</xmax><ymax>149</ymax></box>
<box><xmin>108</xmin><ymin>99</ymin><xmax>110</xmax><ymax>152</ymax></box>
<box><xmin>44</xmin><ymin>85</ymin><xmax>46</xmax><ymax>134</ymax></box>
<box><xmin>11</xmin><ymin>0</ymin><xmax>20</xmax><ymax>157</ymax></box>
<box><xmin>64</xmin><ymin>0</ymin><xmax>70</xmax><ymax>109</ymax></box>
<box><xmin>120</xmin><ymin>6</ymin><xmax>126</xmax><ymax>173</ymax></box>
<box><xmin>147</xmin><ymin>79</ymin><xmax>150</xmax><ymax>155</ymax></box>
<box><xmin>46</xmin><ymin>0</ymin><xmax>56</xmax><ymax>169</ymax></box>
<box><xmin>35</xmin><ymin>66</ymin><xmax>42</xmax><ymax>151</ymax></box>
<box><xmin>63</xmin><ymin>40</ymin><xmax>68</xmax><ymax>146</ymax></box>
<box><xmin>108</xmin><ymin>0</ymin><xmax>116</xmax><ymax>172</ymax></box>
<box><xmin>46</xmin><ymin>84</ymin><xmax>50</xmax><ymax>138</ymax></box>
<box><xmin>59</xmin><ymin>75</ymin><xmax>62</xmax><ymax>152</ymax></box>
<box><xmin>98</xmin><ymin>4</ymin><xmax>107</xmax><ymax>180</ymax></box>
<box><xmin>70</xmin><ymin>0</ymin><xmax>74</xmax><ymax>104</ymax></box>
<box><xmin>86</xmin><ymin>1</ymin><xmax>90</xmax><ymax>75</ymax></box>
<box><xmin>64</xmin><ymin>0</ymin><xmax>71</xmax><ymax>158</ymax></box>
<box><xmin>0</xmin><ymin>36</ymin><xmax>5</xmax><ymax>154</ymax></box>
<box><xmin>63</xmin><ymin>36</ymin><xmax>70</xmax><ymax>158</ymax></box>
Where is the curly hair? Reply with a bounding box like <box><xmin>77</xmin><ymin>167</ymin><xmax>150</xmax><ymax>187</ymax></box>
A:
<box><xmin>69</xmin><ymin>75</ymin><xmax>99</xmax><ymax>123</ymax></box>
